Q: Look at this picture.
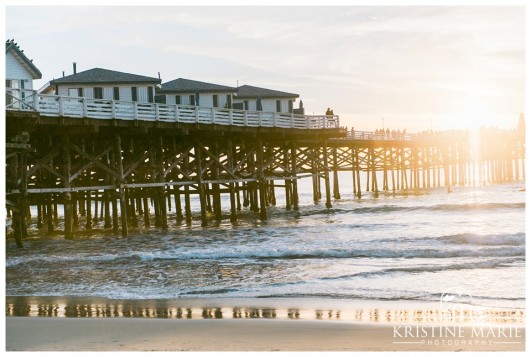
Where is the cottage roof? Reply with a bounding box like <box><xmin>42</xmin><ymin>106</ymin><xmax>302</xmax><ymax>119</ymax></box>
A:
<box><xmin>235</xmin><ymin>85</ymin><xmax>299</xmax><ymax>99</ymax></box>
<box><xmin>159</xmin><ymin>78</ymin><xmax>237</xmax><ymax>93</ymax></box>
<box><xmin>6</xmin><ymin>39</ymin><xmax>42</xmax><ymax>79</ymax></box>
<box><xmin>50</xmin><ymin>68</ymin><xmax>161</xmax><ymax>85</ymax></box>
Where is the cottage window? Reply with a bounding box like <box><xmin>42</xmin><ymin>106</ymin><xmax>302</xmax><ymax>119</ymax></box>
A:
<box><xmin>131</xmin><ymin>87</ymin><xmax>138</xmax><ymax>102</ymax></box>
<box><xmin>78</xmin><ymin>88</ymin><xmax>83</xmax><ymax>97</ymax></box>
<box><xmin>189</xmin><ymin>95</ymin><xmax>195</xmax><ymax>106</ymax></box>
<box><xmin>94</xmin><ymin>87</ymin><xmax>103</xmax><ymax>99</ymax></box>
<box><xmin>226</xmin><ymin>94</ymin><xmax>232</xmax><ymax>108</ymax></box>
<box><xmin>175</xmin><ymin>95</ymin><xmax>181</xmax><ymax>105</ymax></box>
<box><xmin>68</xmin><ymin>88</ymin><xmax>79</xmax><ymax>97</ymax></box>
<box><xmin>20</xmin><ymin>80</ymin><xmax>25</xmax><ymax>100</ymax></box>
<box><xmin>6</xmin><ymin>80</ymin><xmax>13</xmax><ymax>106</ymax></box>
<box><xmin>213</xmin><ymin>94</ymin><xmax>219</xmax><ymax>108</ymax></box>
<box><xmin>288</xmin><ymin>100</ymin><xmax>293</xmax><ymax>113</ymax></box>
<box><xmin>113</xmin><ymin>87</ymin><xmax>120</xmax><ymax>100</ymax></box>
<box><xmin>148</xmin><ymin>87</ymin><xmax>154</xmax><ymax>103</ymax></box>
<box><xmin>276</xmin><ymin>100</ymin><xmax>281</xmax><ymax>112</ymax></box>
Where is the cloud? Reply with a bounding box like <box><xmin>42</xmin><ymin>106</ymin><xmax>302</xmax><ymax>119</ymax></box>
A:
<box><xmin>5</xmin><ymin>6</ymin><xmax>525</xmax><ymax>130</ymax></box>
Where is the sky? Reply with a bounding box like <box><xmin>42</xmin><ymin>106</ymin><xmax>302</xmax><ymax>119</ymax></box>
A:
<box><xmin>4</xmin><ymin>4</ymin><xmax>526</xmax><ymax>131</ymax></box>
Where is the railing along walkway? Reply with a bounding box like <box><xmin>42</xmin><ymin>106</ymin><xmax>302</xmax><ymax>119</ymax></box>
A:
<box><xmin>6</xmin><ymin>88</ymin><xmax>339</xmax><ymax>130</ymax></box>
<box><xmin>343</xmin><ymin>130</ymin><xmax>417</xmax><ymax>141</ymax></box>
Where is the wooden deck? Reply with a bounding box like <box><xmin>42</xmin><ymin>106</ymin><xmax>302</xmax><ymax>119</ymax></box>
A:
<box><xmin>6</xmin><ymin>88</ymin><xmax>339</xmax><ymax>130</ymax></box>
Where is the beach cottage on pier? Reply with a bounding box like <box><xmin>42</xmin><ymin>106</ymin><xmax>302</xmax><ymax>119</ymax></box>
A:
<box><xmin>48</xmin><ymin>67</ymin><xmax>161</xmax><ymax>103</ymax></box>
<box><xmin>157</xmin><ymin>78</ymin><xmax>237</xmax><ymax>108</ymax></box>
<box><xmin>5</xmin><ymin>39</ymin><xmax>42</xmax><ymax>109</ymax></box>
<box><xmin>233</xmin><ymin>85</ymin><xmax>300</xmax><ymax>113</ymax></box>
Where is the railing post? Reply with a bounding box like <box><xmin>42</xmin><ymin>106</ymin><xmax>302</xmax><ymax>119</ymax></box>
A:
<box><xmin>195</xmin><ymin>106</ymin><xmax>199</xmax><ymax>123</ymax></box>
<box><xmin>58</xmin><ymin>97</ymin><xmax>64</xmax><ymax>116</ymax></box>
<box><xmin>111</xmin><ymin>100</ymin><xmax>116</xmax><ymax>119</ymax></box>
<box><xmin>155</xmin><ymin>103</ymin><xmax>160</xmax><ymax>121</ymax></box>
<box><xmin>33</xmin><ymin>92</ymin><xmax>39</xmax><ymax>112</ymax></box>
<box><xmin>291</xmin><ymin>115</ymin><xmax>295</xmax><ymax>128</ymax></box>
<box><xmin>211</xmin><ymin>107</ymin><xmax>215</xmax><ymax>124</ymax></box>
<box><xmin>244</xmin><ymin>111</ymin><xmax>248</xmax><ymax>126</ymax></box>
<box><xmin>133</xmin><ymin>102</ymin><xmax>138</xmax><ymax>120</ymax></box>
<box><xmin>259</xmin><ymin>112</ymin><xmax>263</xmax><ymax>126</ymax></box>
<box><xmin>229</xmin><ymin>110</ymin><xmax>233</xmax><ymax>125</ymax></box>
<box><xmin>83</xmin><ymin>98</ymin><xmax>88</xmax><ymax>117</ymax></box>
<box><xmin>175</xmin><ymin>104</ymin><xmax>180</xmax><ymax>122</ymax></box>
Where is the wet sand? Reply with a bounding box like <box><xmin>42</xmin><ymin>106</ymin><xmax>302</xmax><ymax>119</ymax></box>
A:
<box><xmin>5</xmin><ymin>317</ymin><xmax>525</xmax><ymax>351</ymax></box>
<box><xmin>4</xmin><ymin>296</ymin><xmax>525</xmax><ymax>351</ymax></box>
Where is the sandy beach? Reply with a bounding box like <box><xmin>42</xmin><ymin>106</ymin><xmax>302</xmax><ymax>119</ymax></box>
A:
<box><xmin>5</xmin><ymin>296</ymin><xmax>525</xmax><ymax>352</ymax></box>
<box><xmin>5</xmin><ymin>317</ymin><xmax>525</xmax><ymax>352</ymax></box>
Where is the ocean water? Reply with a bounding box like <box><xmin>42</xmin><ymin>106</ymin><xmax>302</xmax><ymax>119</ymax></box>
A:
<box><xmin>5</xmin><ymin>173</ymin><xmax>526</xmax><ymax>310</ymax></box>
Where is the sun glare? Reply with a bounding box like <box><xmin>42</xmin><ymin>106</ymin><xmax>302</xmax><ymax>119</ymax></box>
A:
<box><xmin>450</xmin><ymin>97</ymin><xmax>498</xmax><ymax>130</ymax></box>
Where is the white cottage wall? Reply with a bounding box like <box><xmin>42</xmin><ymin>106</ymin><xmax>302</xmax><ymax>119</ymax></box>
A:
<box><xmin>165</xmin><ymin>92</ymin><xmax>232</xmax><ymax>107</ymax></box>
<box><xmin>57</xmin><ymin>84</ymin><xmax>154</xmax><ymax>103</ymax></box>
<box><xmin>232</xmin><ymin>98</ymin><xmax>295</xmax><ymax>113</ymax></box>
<box><xmin>6</xmin><ymin>52</ymin><xmax>34</xmax><ymax>89</ymax></box>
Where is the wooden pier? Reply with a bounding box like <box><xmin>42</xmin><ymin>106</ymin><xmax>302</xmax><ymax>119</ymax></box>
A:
<box><xmin>5</xmin><ymin>93</ymin><xmax>525</xmax><ymax>247</ymax></box>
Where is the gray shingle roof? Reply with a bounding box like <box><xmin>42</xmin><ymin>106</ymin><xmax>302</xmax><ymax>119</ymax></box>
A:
<box><xmin>50</xmin><ymin>68</ymin><xmax>161</xmax><ymax>85</ymax></box>
<box><xmin>159</xmin><ymin>78</ymin><xmax>236</xmax><ymax>93</ymax></box>
<box><xmin>6</xmin><ymin>39</ymin><xmax>42</xmax><ymax>79</ymax></box>
<box><xmin>235</xmin><ymin>85</ymin><xmax>299</xmax><ymax>99</ymax></box>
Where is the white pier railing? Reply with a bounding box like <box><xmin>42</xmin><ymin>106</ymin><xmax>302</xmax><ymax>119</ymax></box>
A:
<box><xmin>344</xmin><ymin>130</ymin><xmax>417</xmax><ymax>141</ymax></box>
<box><xmin>6</xmin><ymin>89</ymin><xmax>339</xmax><ymax>130</ymax></box>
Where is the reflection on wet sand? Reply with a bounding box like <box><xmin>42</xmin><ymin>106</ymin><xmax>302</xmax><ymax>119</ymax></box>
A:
<box><xmin>6</xmin><ymin>298</ymin><xmax>524</xmax><ymax>325</ymax></box>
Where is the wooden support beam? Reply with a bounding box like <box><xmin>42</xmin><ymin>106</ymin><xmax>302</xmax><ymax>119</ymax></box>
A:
<box><xmin>195</xmin><ymin>145</ymin><xmax>208</xmax><ymax>226</ymax></box>
<box><xmin>291</xmin><ymin>145</ymin><xmax>299</xmax><ymax>211</ymax></box>
<box><xmin>212</xmin><ymin>144</ymin><xmax>222</xmax><ymax>221</ymax></box>
<box><xmin>158</xmin><ymin>137</ymin><xmax>168</xmax><ymax>229</ymax></box>
<box><xmin>85</xmin><ymin>190</ymin><xmax>92</xmax><ymax>230</ymax></box>
<box><xmin>284</xmin><ymin>147</ymin><xmax>291</xmax><ymax>210</ymax></box>
<box><xmin>104</xmin><ymin>189</ymin><xmax>112</xmax><ymax>228</ymax></box>
<box><xmin>355</xmin><ymin>148</ymin><xmax>361</xmax><ymax>198</ymax></box>
<box><xmin>391</xmin><ymin>148</ymin><xmax>396</xmax><ymax>193</ymax></box>
<box><xmin>322</xmin><ymin>142</ymin><xmax>332</xmax><ymax>208</ymax></box>
<box><xmin>44</xmin><ymin>193</ymin><xmax>53</xmax><ymax>234</ymax></box>
<box><xmin>227</xmin><ymin>140</ymin><xmax>237</xmax><ymax>223</ymax></box>
<box><xmin>37</xmin><ymin>203</ymin><xmax>43</xmax><ymax>229</ymax></box>
<box><xmin>114</xmin><ymin>134</ymin><xmax>128</xmax><ymax>236</ymax></box>
<box><xmin>312</xmin><ymin>147</ymin><xmax>320</xmax><ymax>203</ymax></box>
<box><xmin>332</xmin><ymin>147</ymin><xmax>341</xmax><ymax>199</ymax></box>
<box><xmin>72</xmin><ymin>192</ymin><xmax>79</xmax><ymax>227</ymax></box>
<box><xmin>174</xmin><ymin>185</ymin><xmax>183</xmax><ymax>223</ymax></box>
<box><xmin>235</xmin><ymin>182</ymin><xmax>242</xmax><ymax>211</ymax></box>
<box><xmin>129</xmin><ymin>188</ymin><xmax>138</xmax><ymax>228</ymax></box>
<box><xmin>143</xmin><ymin>192</ymin><xmax>151</xmax><ymax>228</ymax></box>
<box><xmin>256</xmin><ymin>138</ymin><xmax>267</xmax><ymax>220</ymax></box>
<box><xmin>63</xmin><ymin>135</ymin><xmax>74</xmax><ymax>239</ymax></box>
<box><xmin>183</xmin><ymin>153</ymin><xmax>192</xmax><ymax>225</ymax></box>
<box><xmin>20</xmin><ymin>151</ymin><xmax>29</xmax><ymax>240</ymax></box>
